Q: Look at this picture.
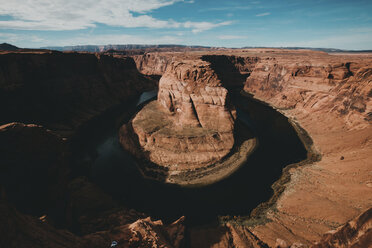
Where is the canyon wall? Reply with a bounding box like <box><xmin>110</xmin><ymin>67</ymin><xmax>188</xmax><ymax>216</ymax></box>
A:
<box><xmin>244</xmin><ymin>55</ymin><xmax>371</xmax><ymax>126</ymax></box>
<box><xmin>132</xmin><ymin>53</ymin><xmax>175</xmax><ymax>76</ymax></box>
<box><xmin>0</xmin><ymin>51</ymin><xmax>183</xmax><ymax>248</ymax></box>
<box><xmin>241</xmin><ymin>51</ymin><xmax>372</xmax><ymax>247</ymax></box>
<box><xmin>131</xmin><ymin>50</ymin><xmax>372</xmax><ymax>247</ymax></box>
<box><xmin>0</xmin><ymin>51</ymin><xmax>154</xmax><ymax>136</ymax></box>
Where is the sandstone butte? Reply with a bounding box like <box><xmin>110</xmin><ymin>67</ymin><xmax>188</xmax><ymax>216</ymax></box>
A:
<box><xmin>0</xmin><ymin>48</ymin><xmax>371</xmax><ymax>247</ymax></box>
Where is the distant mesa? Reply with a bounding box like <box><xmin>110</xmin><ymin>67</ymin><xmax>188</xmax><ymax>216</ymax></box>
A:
<box><xmin>0</xmin><ymin>43</ymin><xmax>20</xmax><ymax>51</ymax></box>
<box><xmin>2</xmin><ymin>42</ymin><xmax>371</xmax><ymax>53</ymax></box>
<box><xmin>38</xmin><ymin>44</ymin><xmax>372</xmax><ymax>54</ymax></box>
<box><xmin>40</xmin><ymin>44</ymin><xmax>214</xmax><ymax>53</ymax></box>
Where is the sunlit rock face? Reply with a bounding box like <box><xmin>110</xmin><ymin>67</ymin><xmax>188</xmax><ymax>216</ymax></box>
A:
<box><xmin>158</xmin><ymin>60</ymin><xmax>236</xmax><ymax>132</ymax></box>
<box><xmin>120</xmin><ymin>59</ymin><xmax>237</xmax><ymax>173</ymax></box>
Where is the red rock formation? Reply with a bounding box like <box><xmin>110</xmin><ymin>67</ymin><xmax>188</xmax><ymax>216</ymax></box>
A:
<box><xmin>158</xmin><ymin>60</ymin><xmax>236</xmax><ymax>133</ymax></box>
<box><xmin>132</xmin><ymin>52</ymin><xmax>175</xmax><ymax>75</ymax></box>
<box><xmin>244</xmin><ymin>56</ymin><xmax>371</xmax><ymax>126</ymax></box>
<box><xmin>66</xmin><ymin>176</ymin><xmax>185</xmax><ymax>247</ymax></box>
<box><xmin>119</xmin><ymin>58</ymin><xmax>258</xmax><ymax>186</ymax></box>
<box><xmin>129</xmin><ymin>49</ymin><xmax>372</xmax><ymax>247</ymax></box>
<box><xmin>311</xmin><ymin>207</ymin><xmax>372</xmax><ymax>248</ymax></box>
<box><xmin>241</xmin><ymin>50</ymin><xmax>372</xmax><ymax>247</ymax></box>
<box><xmin>0</xmin><ymin>196</ymin><xmax>185</xmax><ymax>248</ymax></box>
<box><xmin>0</xmin><ymin>51</ymin><xmax>154</xmax><ymax>137</ymax></box>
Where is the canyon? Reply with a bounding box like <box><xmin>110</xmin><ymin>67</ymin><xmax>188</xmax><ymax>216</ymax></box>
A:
<box><xmin>0</xmin><ymin>47</ymin><xmax>371</xmax><ymax>247</ymax></box>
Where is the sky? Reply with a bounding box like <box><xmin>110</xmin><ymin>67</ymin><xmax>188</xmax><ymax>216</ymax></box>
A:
<box><xmin>0</xmin><ymin>0</ymin><xmax>371</xmax><ymax>49</ymax></box>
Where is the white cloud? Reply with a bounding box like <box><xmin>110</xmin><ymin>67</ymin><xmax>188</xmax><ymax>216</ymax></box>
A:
<box><xmin>0</xmin><ymin>32</ymin><xmax>46</xmax><ymax>44</ymax></box>
<box><xmin>218</xmin><ymin>35</ymin><xmax>246</xmax><ymax>40</ymax></box>
<box><xmin>55</xmin><ymin>34</ymin><xmax>181</xmax><ymax>46</ymax></box>
<box><xmin>199</xmin><ymin>6</ymin><xmax>253</xmax><ymax>12</ymax></box>
<box><xmin>184</xmin><ymin>21</ymin><xmax>233</xmax><ymax>33</ymax></box>
<box><xmin>0</xmin><ymin>0</ymin><xmax>231</xmax><ymax>32</ymax></box>
<box><xmin>256</xmin><ymin>12</ymin><xmax>270</xmax><ymax>17</ymax></box>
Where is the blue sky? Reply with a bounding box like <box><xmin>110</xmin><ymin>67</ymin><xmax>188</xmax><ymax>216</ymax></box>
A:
<box><xmin>0</xmin><ymin>0</ymin><xmax>371</xmax><ymax>49</ymax></box>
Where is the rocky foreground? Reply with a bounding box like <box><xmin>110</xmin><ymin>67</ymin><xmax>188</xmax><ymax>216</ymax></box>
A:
<box><xmin>0</xmin><ymin>48</ymin><xmax>371</xmax><ymax>247</ymax></box>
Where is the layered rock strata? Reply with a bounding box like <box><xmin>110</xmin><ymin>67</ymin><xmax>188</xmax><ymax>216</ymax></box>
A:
<box><xmin>132</xmin><ymin>52</ymin><xmax>176</xmax><ymax>76</ymax></box>
<box><xmin>240</xmin><ymin>52</ymin><xmax>372</xmax><ymax>247</ymax></box>
<box><xmin>129</xmin><ymin>50</ymin><xmax>372</xmax><ymax>247</ymax></box>
<box><xmin>0</xmin><ymin>51</ymin><xmax>154</xmax><ymax>137</ymax></box>
<box><xmin>120</xmin><ymin>59</ymin><xmax>256</xmax><ymax>186</ymax></box>
<box><xmin>312</xmin><ymin>207</ymin><xmax>372</xmax><ymax>248</ymax></box>
<box><xmin>0</xmin><ymin>51</ymin><xmax>181</xmax><ymax>247</ymax></box>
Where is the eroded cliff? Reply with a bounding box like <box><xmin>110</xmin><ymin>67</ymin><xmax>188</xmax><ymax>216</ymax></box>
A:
<box><xmin>0</xmin><ymin>51</ymin><xmax>154</xmax><ymax>136</ymax></box>
<box><xmin>0</xmin><ymin>51</ymin><xmax>183</xmax><ymax>248</ymax></box>
<box><xmin>132</xmin><ymin>49</ymin><xmax>372</xmax><ymax>247</ymax></box>
<box><xmin>240</xmin><ymin>51</ymin><xmax>372</xmax><ymax>247</ymax></box>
